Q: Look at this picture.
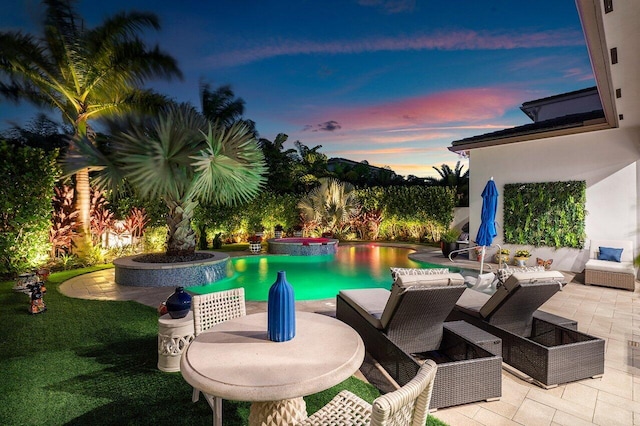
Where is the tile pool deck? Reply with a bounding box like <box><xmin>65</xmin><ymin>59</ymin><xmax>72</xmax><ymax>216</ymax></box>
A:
<box><xmin>59</xmin><ymin>246</ymin><xmax>640</xmax><ymax>425</ymax></box>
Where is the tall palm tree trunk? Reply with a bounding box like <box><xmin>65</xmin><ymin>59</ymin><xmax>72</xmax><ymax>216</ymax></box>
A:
<box><xmin>73</xmin><ymin>168</ymin><xmax>93</xmax><ymax>257</ymax></box>
<box><xmin>165</xmin><ymin>198</ymin><xmax>197</xmax><ymax>256</ymax></box>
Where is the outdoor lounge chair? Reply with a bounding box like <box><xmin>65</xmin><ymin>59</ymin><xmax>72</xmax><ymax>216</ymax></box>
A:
<box><xmin>337</xmin><ymin>273</ymin><xmax>502</xmax><ymax>409</ymax></box>
<box><xmin>299</xmin><ymin>360</ymin><xmax>437</xmax><ymax>426</ymax></box>
<box><xmin>584</xmin><ymin>239</ymin><xmax>637</xmax><ymax>291</ymax></box>
<box><xmin>190</xmin><ymin>288</ymin><xmax>246</xmax><ymax>426</ymax></box>
<box><xmin>448</xmin><ymin>271</ymin><xmax>605</xmax><ymax>388</ymax></box>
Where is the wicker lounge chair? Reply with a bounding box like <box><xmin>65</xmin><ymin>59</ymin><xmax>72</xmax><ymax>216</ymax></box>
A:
<box><xmin>337</xmin><ymin>273</ymin><xmax>502</xmax><ymax>409</ymax></box>
<box><xmin>448</xmin><ymin>271</ymin><xmax>605</xmax><ymax>388</ymax></box>
<box><xmin>190</xmin><ymin>288</ymin><xmax>246</xmax><ymax>426</ymax></box>
<box><xmin>299</xmin><ymin>360</ymin><xmax>437</xmax><ymax>426</ymax></box>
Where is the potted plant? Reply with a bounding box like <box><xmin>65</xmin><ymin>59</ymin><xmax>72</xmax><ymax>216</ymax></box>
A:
<box><xmin>494</xmin><ymin>248</ymin><xmax>510</xmax><ymax>265</ymax></box>
<box><xmin>440</xmin><ymin>228</ymin><xmax>460</xmax><ymax>258</ymax></box>
<box><xmin>293</xmin><ymin>224</ymin><xmax>303</xmax><ymax>237</ymax></box>
<box><xmin>248</xmin><ymin>234</ymin><xmax>262</xmax><ymax>254</ymax></box>
<box><xmin>274</xmin><ymin>224</ymin><xmax>284</xmax><ymax>239</ymax></box>
<box><xmin>513</xmin><ymin>249</ymin><xmax>531</xmax><ymax>267</ymax></box>
<box><xmin>474</xmin><ymin>246</ymin><xmax>486</xmax><ymax>262</ymax></box>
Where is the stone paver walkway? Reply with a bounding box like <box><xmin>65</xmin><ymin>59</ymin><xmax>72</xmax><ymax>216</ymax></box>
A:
<box><xmin>59</xmin><ymin>248</ymin><xmax>640</xmax><ymax>425</ymax></box>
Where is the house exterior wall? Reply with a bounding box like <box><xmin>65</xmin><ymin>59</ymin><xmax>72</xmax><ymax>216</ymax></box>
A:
<box><xmin>468</xmin><ymin>127</ymin><xmax>640</xmax><ymax>273</ymax></box>
<box><xmin>464</xmin><ymin>0</ymin><xmax>640</xmax><ymax>274</ymax></box>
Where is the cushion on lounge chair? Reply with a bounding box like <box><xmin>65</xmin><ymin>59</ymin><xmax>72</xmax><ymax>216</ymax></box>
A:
<box><xmin>389</xmin><ymin>267</ymin><xmax>449</xmax><ymax>280</ymax></box>
<box><xmin>339</xmin><ymin>288</ymin><xmax>389</xmax><ymax>329</ymax></box>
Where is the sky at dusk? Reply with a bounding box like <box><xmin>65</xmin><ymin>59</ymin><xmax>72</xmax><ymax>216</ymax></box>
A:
<box><xmin>0</xmin><ymin>0</ymin><xmax>595</xmax><ymax>178</ymax></box>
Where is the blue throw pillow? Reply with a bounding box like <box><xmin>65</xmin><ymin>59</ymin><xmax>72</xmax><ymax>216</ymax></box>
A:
<box><xmin>598</xmin><ymin>246</ymin><xmax>623</xmax><ymax>262</ymax></box>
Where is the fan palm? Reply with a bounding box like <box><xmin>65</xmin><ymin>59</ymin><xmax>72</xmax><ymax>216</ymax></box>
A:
<box><xmin>0</xmin><ymin>0</ymin><xmax>182</xmax><ymax>255</ymax></box>
<box><xmin>298</xmin><ymin>178</ymin><xmax>359</xmax><ymax>234</ymax></box>
<box><xmin>65</xmin><ymin>104</ymin><xmax>267</xmax><ymax>256</ymax></box>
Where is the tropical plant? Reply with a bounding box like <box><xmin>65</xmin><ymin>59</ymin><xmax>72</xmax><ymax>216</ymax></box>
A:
<box><xmin>298</xmin><ymin>178</ymin><xmax>360</xmax><ymax>235</ymax></box>
<box><xmin>0</xmin><ymin>0</ymin><xmax>182</xmax><ymax>256</ymax></box>
<box><xmin>50</xmin><ymin>184</ymin><xmax>78</xmax><ymax>258</ymax></box>
<box><xmin>426</xmin><ymin>161</ymin><xmax>469</xmax><ymax>206</ymax></box>
<box><xmin>65</xmin><ymin>104</ymin><xmax>267</xmax><ymax>257</ymax></box>
<box><xmin>89</xmin><ymin>189</ymin><xmax>114</xmax><ymax>247</ymax></box>
<box><xmin>440</xmin><ymin>228</ymin><xmax>460</xmax><ymax>243</ymax></box>
<box><xmin>248</xmin><ymin>235</ymin><xmax>262</xmax><ymax>244</ymax></box>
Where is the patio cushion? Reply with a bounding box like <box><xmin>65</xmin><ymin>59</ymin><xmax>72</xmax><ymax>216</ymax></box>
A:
<box><xmin>589</xmin><ymin>239</ymin><xmax>634</xmax><ymax>262</ymax></box>
<box><xmin>339</xmin><ymin>288</ymin><xmax>390</xmax><ymax>330</ymax></box>
<box><xmin>585</xmin><ymin>258</ymin><xmax>635</xmax><ymax>274</ymax></box>
<box><xmin>598</xmin><ymin>246</ymin><xmax>624</xmax><ymax>262</ymax></box>
<box><xmin>453</xmin><ymin>288</ymin><xmax>489</xmax><ymax>318</ymax></box>
<box><xmin>389</xmin><ymin>267</ymin><xmax>449</xmax><ymax>280</ymax></box>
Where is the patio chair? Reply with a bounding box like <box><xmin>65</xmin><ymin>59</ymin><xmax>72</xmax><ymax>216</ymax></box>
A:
<box><xmin>299</xmin><ymin>359</ymin><xmax>437</xmax><ymax>426</ymax></box>
<box><xmin>337</xmin><ymin>273</ymin><xmax>503</xmax><ymax>409</ymax></box>
<box><xmin>584</xmin><ymin>239</ymin><xmax>637</xmax><ymax>290</ymax></box>
<box><xmin>191</xmin><ymin>288</ymin><xmax>246</xmax><ymax>426</ymax></box>
<box><xmin>448</xmin><ymin>271</ymin><xmax>605</xmax><ymax>388</ymax></box>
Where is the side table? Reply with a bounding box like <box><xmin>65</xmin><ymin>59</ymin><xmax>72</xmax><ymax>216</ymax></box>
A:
<box><xmin>158</xmin><ymin>311</ymin><xmax>194</xmax><ymax>372</ymax></box>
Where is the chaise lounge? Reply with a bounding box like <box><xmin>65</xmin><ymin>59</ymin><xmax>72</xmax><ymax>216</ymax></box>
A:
<box><xmin>337</xmin><ymin>272</ymin><xmax>503</xmax><ymax>409</ymax></box>
<box><xmin>448</xmin><ymin>270</ymin><xmax>605</xmax><ymax>388</ymax></box>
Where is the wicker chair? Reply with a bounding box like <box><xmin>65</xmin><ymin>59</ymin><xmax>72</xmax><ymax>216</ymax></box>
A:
<box><xmin>190</xmin><ymin>288</ymin><xmax>246</xmax><ymax>426</ymax></box>
<box><xmin>337</xmin><ymin>273</ymin><xmax>503</xmax><ymax>409</ymax></box>
<box><xmin>584</xmin><ymin>239</ymin><xmax>636</xmax><ymax>290</ymax></box>
<box><xmin>299</xmin><ymin>360</ymin><xmax>437</xmax><ymax>426</ymax></box>
<box><xmin>449</xmin><ymin>271</ymin><xmax>605</xmax><ymax>388</ymax></box>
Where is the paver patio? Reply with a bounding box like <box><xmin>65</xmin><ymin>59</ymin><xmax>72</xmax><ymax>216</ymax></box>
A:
<box><xmin>60</xmin><ymin>247</ymin><xmax>640</xmax><ymax>425</ymax></box>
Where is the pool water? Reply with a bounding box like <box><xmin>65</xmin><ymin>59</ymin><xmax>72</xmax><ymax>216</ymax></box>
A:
<box><xmin>188</xmin><ymin>244</ymin><xmax>457</xmax><ymax>301</ymax></box>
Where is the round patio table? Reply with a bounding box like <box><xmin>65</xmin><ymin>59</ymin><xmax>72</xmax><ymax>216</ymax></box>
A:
<box><xmin>180</xmin><ymin>311</ymin><xmax>365</xmax><ymax>426</ymax></box>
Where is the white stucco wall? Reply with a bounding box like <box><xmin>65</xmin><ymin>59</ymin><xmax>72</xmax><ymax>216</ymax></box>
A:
<box><xmin>468</xmin><ymin>127</ymin><xmax>640</xmax><ymax>273</ymax></box>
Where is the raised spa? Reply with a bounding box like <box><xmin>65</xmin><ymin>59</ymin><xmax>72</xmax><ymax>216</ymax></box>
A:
<box><xmin>268</xmin><ymin>237</ymin><xmax>339</xmax><ymax>256</ymax></box>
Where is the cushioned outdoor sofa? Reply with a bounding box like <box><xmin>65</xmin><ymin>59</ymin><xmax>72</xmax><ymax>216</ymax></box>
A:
<box><xmin>337</xmin><ymin>272</ymin><xmax>503</xmax><ymax>409</ymax></box>
<box><xmin>448</xmin><ymin>270</ymin><xmax>605</xmax><ymax>388</ymax></box>
<box><xmin>585</xmin><ymin>239</ymin><xmax>637</xmax><ymax>291</ymax></box>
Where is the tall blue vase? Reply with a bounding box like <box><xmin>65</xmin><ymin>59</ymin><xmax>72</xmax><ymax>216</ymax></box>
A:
<box><xmin>267</xmin><ymin>270</ymin><xmax>296</xmax><ymax>342</ymax></box>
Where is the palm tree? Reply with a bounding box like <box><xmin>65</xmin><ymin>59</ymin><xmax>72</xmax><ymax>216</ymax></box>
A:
<box><xmin>298</xmin><ymin>178</ymin><xmax>360</xmax><ymax>235</ymax></box>
<box><xmin>426</xmin><ymin>161</ymin><xmax>469</xmax><ymax>206</ymax></box>
<box><xmin>0</xmin><ymin>0</ymin><xmax>182</xmax><ymax>255</ymax></box>
<box><xmin>200</xmin><ymin>82</ymin><xmax>256</xmax><ymax>135</ymax></box>
<box><xmin>65</xmin><ymin>104</ymin><xmax>266</xmax><ymax>256</ymax></box>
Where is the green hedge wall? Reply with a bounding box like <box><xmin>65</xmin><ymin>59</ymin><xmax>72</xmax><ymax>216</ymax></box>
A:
<box><xmin>0</xmin><ymin>142</ymin><xmax>59</xmax><ymax>275</ymax></box>
<box><xmin>503</xmin><ymin>181</ymin><xmax>586</xmax><ymax>249</ymax></box>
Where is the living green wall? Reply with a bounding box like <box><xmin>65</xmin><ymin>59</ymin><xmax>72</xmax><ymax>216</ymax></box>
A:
<box><xmin>503</xmin><ymin>180</ymin><xmax>586</xmax><ymax>249</ymax></box>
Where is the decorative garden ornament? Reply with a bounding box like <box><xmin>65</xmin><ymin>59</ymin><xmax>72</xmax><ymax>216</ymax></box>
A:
<box><xmin>165</xmin><ymin>287</ymin><xmax>192</xmax><ymax>319</ymax></box>
<box><xmin>267</xmin><ymin>271</ymin><xmax>295</xmax><ymax>342</ymax></box>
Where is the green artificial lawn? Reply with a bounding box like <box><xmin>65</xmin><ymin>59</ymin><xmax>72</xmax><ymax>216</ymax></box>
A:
<box><xmin>0</xmin><ymin>266</ymin><xmax>448</xmax><ymax>425</ymax></box>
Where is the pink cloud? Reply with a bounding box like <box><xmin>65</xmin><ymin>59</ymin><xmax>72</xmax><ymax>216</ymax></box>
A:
<box><xmin>304</xmin><ymin>87</ymin><xmax>524</xmax><ymax>131</ymax></box>
<box><xmin>208</xmin><ymin>29</ymin><xmax>585</xmax><ymax>68</ymax></box>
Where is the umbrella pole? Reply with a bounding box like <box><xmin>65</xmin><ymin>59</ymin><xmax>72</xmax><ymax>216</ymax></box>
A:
<box><xmin>479</xmin><ymin>246</ymin><xmax>486</xmax><ymax>275</ymax></box>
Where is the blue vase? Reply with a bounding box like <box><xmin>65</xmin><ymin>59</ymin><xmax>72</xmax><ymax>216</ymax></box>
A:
<box><xmin>268</xmin><ymin>271</ymin><xmax>295</xmax><ymax>342</ymax></box>
<box><xmin>165</xmin><ymin>287</ymin><xmax>192</xmax><ymax>319</ymax></box>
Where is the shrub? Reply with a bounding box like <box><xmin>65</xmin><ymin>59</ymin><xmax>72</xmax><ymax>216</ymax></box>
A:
<box><xmin>0</xmin><ymin>142</ymin><xmax>59</xmax><ymax>276</ymax></box>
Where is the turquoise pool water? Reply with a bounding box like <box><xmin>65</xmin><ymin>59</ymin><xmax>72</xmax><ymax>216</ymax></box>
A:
<box><xmin>188</xmin><ymin>244</ymin><xmax>457</xmax><ymax>301</ymax></box>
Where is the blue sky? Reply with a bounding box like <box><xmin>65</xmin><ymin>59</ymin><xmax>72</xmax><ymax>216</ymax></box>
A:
<box><xmin>0</xmin><ymin>0</ymin><xmax>594</xmax><ymax>178</ymax></box>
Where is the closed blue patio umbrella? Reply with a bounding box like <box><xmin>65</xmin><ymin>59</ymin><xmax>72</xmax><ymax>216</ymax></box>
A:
<box><xmin>476</xmin><ymin>178</ymin><xmax>498</xmax><ymax>274</ymax></box>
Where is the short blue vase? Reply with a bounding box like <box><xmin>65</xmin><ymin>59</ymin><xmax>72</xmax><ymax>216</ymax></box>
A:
<box><xmin>267</xmin><ymin>270</ymin><xmax>296</xmax><ymax>342</ymax></box>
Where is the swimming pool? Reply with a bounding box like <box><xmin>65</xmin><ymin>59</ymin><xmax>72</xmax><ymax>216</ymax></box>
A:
<box><xmin>188</xmin><ymin>244</ymin><xmax>460</xmax><ymax>301</ymax></box>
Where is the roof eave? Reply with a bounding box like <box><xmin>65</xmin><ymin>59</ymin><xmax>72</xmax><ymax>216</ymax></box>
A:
<box><xmin>448</xmin><ymin>118</ymin><xmax>609</xmax><ymax>154</ymax></box>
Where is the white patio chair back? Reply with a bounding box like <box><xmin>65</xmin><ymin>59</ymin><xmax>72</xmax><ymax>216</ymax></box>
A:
<box><xmin>190</xmin><ymin>288</ymin><xmax>246</xmax><ymax>426</ymax></box>
<box><xmin>299</xmin><ymin>360</ymin><xmax>437</xmax><ymax>426</ymax></box>
<box><xmin>193</xmin><ymin>287</ymin><xmax>246</xmax><ymax>336</ymax></box>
